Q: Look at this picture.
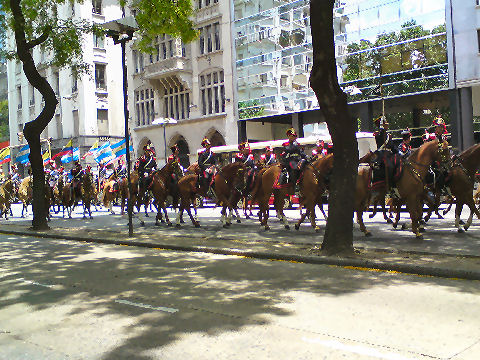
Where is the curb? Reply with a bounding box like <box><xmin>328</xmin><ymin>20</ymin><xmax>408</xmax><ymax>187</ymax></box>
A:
<box><xmin>2</xmin><ymin>228</ymin><xmax>480</xmax><ymax>281</ymax></box>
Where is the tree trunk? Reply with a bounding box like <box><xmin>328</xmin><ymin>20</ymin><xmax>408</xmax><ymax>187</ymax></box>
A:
<box><xmin>10</xmin><ymin>0</ymin><xmax>58</xmax><ymax>230</ymax></box>
<box><xmin>309</xmin><ymin>0</ymin><xmax>358</xmax><ymax>255</ymax></box>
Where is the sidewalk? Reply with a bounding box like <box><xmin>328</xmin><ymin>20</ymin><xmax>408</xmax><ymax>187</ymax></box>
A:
<box><xmin>1</xmin><ymin>206</ymin><xmax>480</xmax><ymax>280</ymax></box>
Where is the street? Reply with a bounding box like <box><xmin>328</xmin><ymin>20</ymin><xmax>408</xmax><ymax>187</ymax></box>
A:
<box><xmin>0</xmin><ymin>231</ymin><xmax>479</xmax><ymax>360</ymax></box>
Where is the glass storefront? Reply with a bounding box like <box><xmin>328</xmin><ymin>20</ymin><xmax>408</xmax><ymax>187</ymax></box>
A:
<box><xmin>234</xmin><ymin>0</ymin><xmax>447</xmax><ymax>120</ymax></box>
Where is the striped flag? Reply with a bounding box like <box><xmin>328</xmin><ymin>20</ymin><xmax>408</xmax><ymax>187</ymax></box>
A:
<box><xmin>82</xmin><ymin>140</ymin><xmax>99</xmax><ymax>159</ymax></box>
<box><xmin>61</xmin><ymin>147</ymin><xmax>80</xmax><ymax>164</ymax></box>
<box><xmin>111</xmin><ymin>138</ymin><xmax>133</xmax><ymax>159</ymax></box>
<box><xmin>0</xmin><ymin>147</ymin><xmax>11</xmax><ymax>165</ymax></box>
<box><xmin>15</xmin><ymin>144</ymin><xmax>30</xmax><ymax>164</ymax></box>
<box><xmin>94</xmin><ymin>142</ymin><xmax>114</xmax><ymax>164</ymax></box>
<box><xmin>52</xmin><ymin>139</ymin><xmax>73</xmax><ymax>160</ymax></box>
<box><xmin>42</xmin><ymin>150</ymin><xmax>51</xmax><ymax>166</ymax></box>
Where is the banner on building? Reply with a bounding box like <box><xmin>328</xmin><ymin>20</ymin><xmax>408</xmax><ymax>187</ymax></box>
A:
<box><xmin>15</xmin><ymin>144</ymin><xmax>30</xmax><ymax>164</ymax></box>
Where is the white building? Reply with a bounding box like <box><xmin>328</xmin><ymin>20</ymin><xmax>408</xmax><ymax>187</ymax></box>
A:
<box><xmin>6</xmin><ymin>0</ymin><xmax>126</xmax><ymax>168</ymax></box>
<box><xmin>127</xmin><ymin>0</ymin><xmax>237</xmax><ymax>168</ymax></box>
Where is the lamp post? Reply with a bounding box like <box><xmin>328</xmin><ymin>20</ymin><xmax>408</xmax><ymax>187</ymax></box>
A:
<box><xmin>152</xmin><ymin>117</ymin><xmax>177</xmax><ymax>164</ymax></box>
<box><xmin>102</xmin><ymin>16</ymin><xmax>138</xmax><ymax>237</ymax></box>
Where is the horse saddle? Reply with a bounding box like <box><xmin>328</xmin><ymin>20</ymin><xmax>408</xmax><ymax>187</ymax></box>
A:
<box><xmin>371</xmin><ymin>151</ymin><xmax>403</xmax><ymax>190</ymax></box>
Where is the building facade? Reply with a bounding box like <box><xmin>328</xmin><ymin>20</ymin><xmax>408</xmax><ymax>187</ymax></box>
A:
<box><xmin>127</xmin><ymin>0</ymin><xmax>237</xmax><ymax>168</ymax></box>
<box><xmin>233</xmin><ymin>0</ymin><xmax>474</xmax><ymax>149</ymax></box>
<box><xmin>6</xmin><ymin>0</ymin><xmax>125</xmax><ymax>168</ymax></box>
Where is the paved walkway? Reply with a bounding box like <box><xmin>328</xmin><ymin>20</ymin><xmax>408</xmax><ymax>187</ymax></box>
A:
<box><xmin>1</xmin><ymin>204</ymin><xmax>480</xmax><ymax>279</ymax></box>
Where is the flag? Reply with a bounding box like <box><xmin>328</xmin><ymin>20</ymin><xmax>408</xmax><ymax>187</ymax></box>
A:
<box><xmin>61</xmin><ymin>147</ymin><xmax>80</xmax><ymax>164</ymax></box>
<box><xmin>42</xmin><ymin>150</ymin><xmax>51</xmax><ymax>166</ymax></box>
<box><xmin>82</xmin><ymin>140</ymin><xmax>99</xmax><ymax>159</ymax></box>
<box><xmin>111</xmin><ymin>138</ymin><xmax>133</xmax><ymax>159</ymax></box>
<box><xmin>0</xmin><ymin>147</ymin><xmax>11</xmax><ymax>165</ymax></box>
<box><xmin>94</xmin><ymin>142</ymin><xmax>114</xmax><ymax>164</ymax></box>
<box><xmin>15</xmin><ymin>144</ymin><xmax>30</xmax><ymax>164</ymax></box>
<box><xmin>52</xmin><ymin>139</ymin><xmax>73</xmax><ymax>160</ymax></box>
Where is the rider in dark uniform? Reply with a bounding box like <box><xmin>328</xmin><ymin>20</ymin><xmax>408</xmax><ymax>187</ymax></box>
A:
<box><xmin>260</xmin><ymin>146</ymin><xmax>276</xmax><ymax>167</ymax></box>
<box><xmin>234</xmin><ymin>141</ymin><xmax>256</xmax><ymax>194</ymax></box>
<box><xmin>397</xmin><ymin>128</ymin><xmax>412</xmax><ymax>158</ymax></box>
<box><xmin>279</xmin><ymin>128</ymin><xmax>307</xmax><ymax>189</ymax></box>
<box><xmin>167</xmin><ymin>144</ymin><xmax>183</xmax><ymax>203</ymax></box>
<box><xmin>373</xmin><ymin>116</ymin><xmax>394</xmax><ymax>151</ymax></box>
<box><xmin>70</xmin><ymin>161</ymin><xmax>83</xmax><ymax>199</ymax></box>
<box><xmin>138</xmin><ymin>144</ymin><xmax>157</xmax><ymax>198</ymax></box>
<box><xmin>197</xmin><ymin>138</ymin><xmax>217</xmax><ymax>196</ymax></box>
<box><xmin>426</xmin><ymin>115</ymin><xmax>450</xmax><ymax>193</ymax></box>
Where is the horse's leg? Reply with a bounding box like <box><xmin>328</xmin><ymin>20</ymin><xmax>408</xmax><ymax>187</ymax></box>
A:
<box><xmin>356</xmin><ymin>209</ymin><xmax>371</xmax><ymax>236</ymax></box>
<box><xmin>295</xmin><ymin>209</ymin><xmax>308</xmax><ymax>230</ymax></box>
<box><xmin>406</xmin><ymin>196</ymin><xmax>422</xmax><ymax>239</ymax></box>
<box><xmin>443</xmin><ymin>196</ymin><xmax>454</xmax><ymax>215</ymax></box>
<box><xmin>434</xmin><ymin>192</ymin><xmax>443</xmax><ymax>219</ymax></box>
<box><xmin>381</xmin><ymin>196</ymin><xmax>393</xmax><ymax>224</ymax></box>
<box><xmin>368</xmin><ymin>197</ymin><xmax>379</xmax><ymax>219</ymax></box>
<box><xmin>274</xmin><ymin>192</ymin><xmax>289</xmax><ymax>230</ymax></box>
<box><xmin>455</xmin><ymin>202</ymin><xmax>464</xmax><ymax>233</ymax></box>
<box><xmin>463</xmin><ymin>197</ymin><xmax>480</xmax><ymax>231</ymax></box>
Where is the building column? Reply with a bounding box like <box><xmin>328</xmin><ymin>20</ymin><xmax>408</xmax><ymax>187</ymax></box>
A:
<box><xmin>292</xmin><ymin>113</ymin><xmax>304</xmax><ymax>137</ymax></box>
<box><xmin>237</xmin><ymin>120</ymin><xmax>247</xmax><ymax>143</ymax></box>
<box><xmin>449</xmin><ymin>87</ymin><xmax>474</xmax><ymax>151</ymax></box>
<box><xmin>359</xmin><ymin>102</ymin><xmax>373</xmax><ymax>132</ymax></box>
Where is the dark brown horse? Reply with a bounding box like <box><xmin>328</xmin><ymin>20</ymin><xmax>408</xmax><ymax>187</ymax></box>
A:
<box><xmin>214</xmin><ymin>162</ymin><xmax>246</xmax><ymax>227</ymax></box>
<box><xmin>0</xmin><ymin>179</ymin><xmax>14</xmax><ymax>220</ymax></box>
<box><xmin>444</xmin><ymin>143</ymin><xmax>480</xmax><ymax>232</ymax></box>
<box><xmin>81</xmin><ymin>171</ymin><xmax>96</xmax><ymax>219</ymax></box>
<box><xmin>294</xmin><ymin>154</ymin><xmax>334</xmax><ymax>232</ymax></box>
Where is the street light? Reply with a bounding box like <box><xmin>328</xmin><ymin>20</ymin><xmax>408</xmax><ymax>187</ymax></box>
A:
<box><xmin>152</xmin><ymin>117</ymin><xmax>177</xmax><ymax>164</ymax></box>
<box><xmin>101</xmin><ymin>16</ymin><xmax>138</xmax><ymax>237</ymax></box>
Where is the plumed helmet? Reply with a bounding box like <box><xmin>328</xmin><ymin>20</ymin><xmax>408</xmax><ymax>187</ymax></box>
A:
<box><xmin>201</xmin><ymin>138</ymin><xmax>211</xmax><ymax>147</ymax></box>
<box><xmin>316</xmin><ymin>139</ymin><xmax>325</xmax><ymax>147</ymax></box>
<box><xmin>432</xmin><ymin>115</ymin><xmax>447</xmax><ymax>134</ymax></box>
<box><xmin>170</xmin><ymin>144</ymin><xmax>178</xmax><ymax>153</ymax></box>
<box><xmin>238</xmin><ymin>142</ymin><xmax>246</xmax><ymax>150</ymax></box>
<box><xmin>286</xmin><ymin>128</ymin><xmax>297</xmax><ymax>137</ymax></box>
<box><xmin>401</xmin><ymin>128</ymin><xmax>411</xmax><ymax>139</ymax></box>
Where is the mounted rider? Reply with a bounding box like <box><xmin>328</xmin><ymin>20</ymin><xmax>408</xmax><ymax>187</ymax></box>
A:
<box><xmin>167</xmin><ymin>144</ymin><xmax>183</xmax><ymax>201</ymax></box>
<box><xmin>197</xmin><ymin>138</ymin><xmax>217</xmax><ymax>197</ymax></box>
<box><xmin>234</xmin><ymin>141</ymin><xmax>256</xmax><ymax>194</ymax></box>
<box><xmin>115</xmin><ymin>159</ymin><xmax>127</xmax><ymax>179</ymax></box>
<box><xmin>260</xmin><ymin>145</ymin><xmax>276</xmax><ymax>167</ymax></box>
<box><xmin>138</xmin><ymin>143</ymin><xmax>157</xmax><ymax>198</ymax></box>
<box><xmin>397</xmin><ymin>128</ymin><xmax>412</xmax><ymax>158</ymax></box>
<box><xmin>425</xmin><ymin>115</ymin><xmax>450</xmax><ymax>194</ymax></box>
<box><xmin>310</xmin><ymin>139</ymin><xmax>327</xmax><ymax>161</ymax></box>
<box><xmin>279</xmin><ymin>128</ymin><xmax>307</xmax><ymax>190</ymax></box>
<box><xmin>70</xmin><ymin>160</ymin><xmax>83</xmax><ymax>198</ymax></box>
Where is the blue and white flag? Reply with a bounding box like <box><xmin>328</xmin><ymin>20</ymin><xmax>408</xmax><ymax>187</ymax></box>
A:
<box><xmin>111</xmin><ymin>138</ymin><xmax>133</xmax><ymax>159</ymax></box>
<box><xmin>60</xmin><ymin>147</ymin><xmax>80</xmax><ymax>164</ymax></box>
<box><xmin>15</xmin><ymin>144</ymin><xmax>30</xmax><ymax>164</ymax></box>
<box><xmin>94</xmin><ymin>142</ymin><xmax>114</xmax><ymax>164</ymax></box>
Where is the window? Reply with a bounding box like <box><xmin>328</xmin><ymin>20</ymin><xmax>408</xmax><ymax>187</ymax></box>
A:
<box><xmin>53</xmin><ymin>71</ymin><xmax>60</xmax><ymax>95</ymax></box>
<box><xmin>95</xmin><ymin>64</ymin><xmax>106</xmax><ymax>90</ymax></box>
<box><xmin>133</xmin><ymin>50</ymin><xmax>138</xmax><ymax>73</ymax></box>
<box><xmin>17</xmin><ymin>86</ymin><xmax>22</xmax><ymax>109</ymax></box>
<box><xmin>200</xmin><ymin>70</ymin><xmax>225</xmax><ymax>115</ymax></box>
<box><xmin>92</xmin><ymin>0</ymin><xmax>102</xmax><ymax>15</ymax></box>
<box><xmin>135</xmin><ymin>88</ymin><xmax>155</xmax><ymax>126</ymax></box>
<box><xmin>97</xmin><ymin>109</ymin><xmax>108</xmax><ymax>135</ymax></box>
<box><xmin>163</xmin><ymin>86</ymin><xmax>190</xmax><ymax>120</ymax></box>
<box><xmin>29</xmin><ymin>84</ymin><xmax>35</xmax><ymax>106</ymax></box>
<box><xmin>93</xmin><ymin>33</ymin><xmax>104</xmax><ymax>48</ymax></box>
<box><xmin>198</xmin><ymin>22</ymin><xmax>220</xmax><ymax>54</ymax></box>
<box><xmin>71</xmin><ymin>69</ymin><xmax>78</xmax><ymax>93</ymax></box>
<box><xmin>153</xmin><ymin>35</ymin><xmax>178</xmax><ymax>61</ymax></box>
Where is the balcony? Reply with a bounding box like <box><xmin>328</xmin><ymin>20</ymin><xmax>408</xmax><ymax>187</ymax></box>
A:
<box><xmin>144</xmin><ymin>57</ymin><xmax>192</xmax><ymax>87</ymax></box>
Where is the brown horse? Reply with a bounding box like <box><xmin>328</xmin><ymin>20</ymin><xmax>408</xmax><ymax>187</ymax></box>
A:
<box><xmin>443</xmin><ymin>143</ymin><xmax>480</xmax><ymax>232</ymax></box>
<box><xmin>137</xmin><ymin>160</ymin><xmax>182</xmax><ymax>226</ymax></box>
<box><xmin>214</xmin><ymin>162</ymin><xmax>246</xmax><ymax>227</ymax></box>
<box><xmin>294</xmin><ymin>154</ymin><xmax>334</xmax><ymax>232</ymax></box>
<box><xmin>81</xmin><ymin>171</ymin><xmax>96</xmax><ymax>219</ymax></box>
<box><xmin>61</xmin><ymin>179</ymin><xmax>75</xmax><ymax>218</ymax></box>
<box><xmin>390</xmin><ymin>139</ymin><xmax>449</xmax><ymax>238</ymax></box>
<box><xmin>250</xmin><ymin>164</ymin><xmax>293</xmax><ymax>230</ymax></box>
<box><xmin>18</xmin><ymin>176</ymin><xmax>33</xmax><ymax>218</ymax></box>
<box><xmin>0</xmin><ymin>179</ymin><xmax>14</xmax><ymax>220</ymax></box>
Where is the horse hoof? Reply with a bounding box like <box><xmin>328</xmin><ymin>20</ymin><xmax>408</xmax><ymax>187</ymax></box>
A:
<box><xmin>180</xmin><ymin>220</ymin><xmax>185</xmax><ymax>224</ymax></box>
<box><xmin>365</xmin><ymin>231</ymin><xmax>372</xmax><ymax>237</ymax></box>
<box><xmin>386</xmin><ymin>218</ymin><xmax>393</xmax><ymax>224</ymax></box>
<box><xmin>368</xmin><ymin>214</ymin><xmax>375</xmax><ymax>219</ymax></box>
<box><xmin>463</xmin><ymin>225</ymin><xmax>469</xmax><ymax>231</ymax></box>
<box><xmin>459</xmin><ymin>220</ymin><xmax>465</xmax><ymax>225</ymax></box>
<box><xmin>284</xmin><ymin>225</ymin><xmax>290</xmax><ymax>230</ymax></box>
<box><xmin>315</xmin><ymin>226</ymin><xmax>321</xmax><ymax>233</ymax></box>
<box><xmin>264</xmin><ymin>225</ymin><xmax>270</xmax><ymax>231</ymax></box>
<box><xmin>419</xmin><ymin>227</ymin><xmax>426</xmax><ymax>233</ymax></box>
<box><xmin>458</xmin><ymin>228</ymin><xmax>465</xmax><ymax>233</ymax></box>
<box><xmin>140</xmin><ymin>221</ymin><xmax>145</xmax><ymax>227</ymax></box>
<box><xmin>175</xmin><ymin>224</ymin><xmax>181</xmax><ymax>228</ymax></box>
<box><xmin>294</xmin><ymin>224</ymin><xmax>300</xmax><ymax>230</ymax></box>
<box><xmin>245</xmin><ymin>215</ymin><xmax>250</xmax><ymax>220</ymax></box>
<box><xmin>236</xmin><ymin>219</ymin><xmax>241</xmax><ymax>223</ymax></box>
<box><xmin>415</xmin><ymin>233</ymin><xmax>423</xmax><ymax>240</ymax></box>
<box><xmin>167</xmin><ymin>222</ymin><xmax>173</xmax><ymax>227</ymax></box>
<box><xmin>437</xmin><ymin>215</ymin><xmax>444</xmax><ymax>220</ymax></box>
<box><xmin>195</xmin><ymin>223</ymin><xmax>201</xmax><ymax>228</ymax></box>
<box><xmin>145</xmin><ymin>213</ymin><xmax>149</xmax><ymax>217</ymax></box>
<box><xmin>419</xmin><ymin>219</ymin><xmax>425</xmax><ymax>225</ymax></box>
<box><xmin>392</xmin><ymin>223</ymin><xmax>398</xmax><ymax>229</ymax></box>
<box><xmin>401</xmin><ymin>223</ymin><xmax>408</xmax><ymax>230</ymax></box>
